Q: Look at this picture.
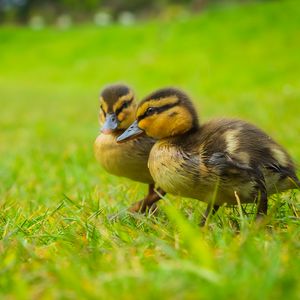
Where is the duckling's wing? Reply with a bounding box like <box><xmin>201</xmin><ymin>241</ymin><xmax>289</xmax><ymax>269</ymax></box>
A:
<box><xmin>208</xmin><ymin>152</ymin><xmax>253</xmax><ymax>174</ymax></box>
<box><xmin>207</xmin><ymin>151</ymin><xmax>269</xmax><ymax>205</ymax></box>
<box><xmin>208</xmin><ymin>151</ymin><xmax>266</xmax><ymax>188</ymax></box>
<box><xmin>208</xmin><ymin>152</ymin><xmax>299</xmax><ymax>193</ymax></box>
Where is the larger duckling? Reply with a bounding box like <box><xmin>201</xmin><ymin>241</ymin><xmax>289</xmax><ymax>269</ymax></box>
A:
<box><xmin>94</xmin><ymin>84</ymin><xmax>165</xmax><ymax>213</ymax></box>
<box><xmin>117</xmin><ymin>88</ymin><xmax>299</xmax><ymax>224</ymax></box>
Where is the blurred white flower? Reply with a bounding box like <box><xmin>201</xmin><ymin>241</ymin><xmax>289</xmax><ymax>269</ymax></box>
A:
<box><xmin>29</xmin><ymin>15</ymin><xmax>45</xmax><ymax>30</ymax></box>
<box><xmin>94</xmin><ymin>11</ymin><xmax>112</xmax><ymax>27</ymax></box>
<box><xmin>57</xmin><ymin>14</ymin><xmax>72</xmax><ymax>30</ymax></box>
<box><xmin>118</xmin><ymin>11</ymin><xmax>135</xmax><ymax>26</ymax></box>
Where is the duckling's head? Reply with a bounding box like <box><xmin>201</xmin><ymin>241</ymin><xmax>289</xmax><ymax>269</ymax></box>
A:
<box><xmin>99</xmin><ymin>84</ymin><xmax>136</xmax><ymax>134</ymax></box>
<box><xmin>117</xmin><ymin>88</ymin><xmax>199</xmax><ymax>141</ymax></box>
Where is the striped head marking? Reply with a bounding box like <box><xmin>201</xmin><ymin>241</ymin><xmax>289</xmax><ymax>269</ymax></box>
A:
<box><xmin>135</xmin><ymin>88</ymin><xmax>199</xmax><ymax>139</ymax></box>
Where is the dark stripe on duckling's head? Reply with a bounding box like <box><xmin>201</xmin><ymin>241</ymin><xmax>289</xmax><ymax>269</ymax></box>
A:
<box><xmin>115</xmin><ymin>97</ymin><xmax>134</xmax><ymax>117</ymax></box>
<box><xmin>137</xmin><ymin>100</ymin><xmax>180</xmax><ymax>122</ymax></box>
<box><xmin>100</xmin><ymin>84</ymin><xmax>133</xmax><ymax>112</ymax></box>
<box><xmin>135</xmin><ymin>88</ymin><xmax>200</xmax><ymax>139</ymax></box>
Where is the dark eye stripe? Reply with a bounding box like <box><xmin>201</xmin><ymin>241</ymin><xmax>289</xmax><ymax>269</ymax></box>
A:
<box><xmin>138</xmin><ymin>100</ymin><xmax>179</xmax><ymax>121</ymax></box>
<box><xmin>115</xmin><ymin>98</ymin><xmax>133</xmax><ymax>116</ymax></box>
<box><xmin>100</xmin><ymin>105</ymin><xmax>106</xmax><ymax>116</ymax></box>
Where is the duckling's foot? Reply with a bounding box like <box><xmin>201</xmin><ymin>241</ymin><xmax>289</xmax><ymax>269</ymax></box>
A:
<box><xmin>200</xmin><ymin>204</ymin><xmax>220</xmax><ymax>227</ymax></box>
<box><xmin>255</xmin><ymin>187</ymin><xmax>268</xmax><ymax>221</ymax></box>
<box><xmin>128</xmin><ymin>184</ymin><xmax>165</xmax><ymax>214</ymax></box>
<box><xmin>128</xmin><ymin>200</ymin><xmax>158</xmax><ymax>214</ymax></box>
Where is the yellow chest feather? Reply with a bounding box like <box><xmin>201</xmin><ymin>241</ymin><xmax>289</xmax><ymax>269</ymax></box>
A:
<box><xmin>148</xmin><ymin>141</ymin><xmax>206</xmax><ymax>199</ymax></box>
<box><xmin>94</xmin><ymin>134</ymin><xmax>153</xmax><ymax>183</ymax></box>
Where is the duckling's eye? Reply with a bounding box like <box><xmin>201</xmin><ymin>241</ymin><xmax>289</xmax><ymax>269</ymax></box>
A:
<box><xmin>115</xmin><ymin>99</ymin><xmax>133</xmax><ymax>116</ymax></box>
<box><xmin>145</xmin><ymin>107</ymin><xmax>155</xmax><ymax>115</ymax></box>
<box><xmin>121</xmin><ymin>101</ymin><xmax>130</xmax><ymax>110</ymax></box>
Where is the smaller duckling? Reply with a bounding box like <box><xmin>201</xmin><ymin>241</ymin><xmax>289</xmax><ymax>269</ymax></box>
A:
<box><xmin>94</xmin><ymin>84</ymin><xmax>165</xmax><ymax>213</ymax></box>
<box><xmin>117</xmin><ymin>88</ymin><xmax>299</xmax><ymax>225</ymax></box>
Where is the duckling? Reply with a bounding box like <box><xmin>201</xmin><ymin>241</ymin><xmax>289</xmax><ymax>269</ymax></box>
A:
<box><xmin>94</xmin><ymin>84</ymin><xmax>165</xmax><ymax>213</ymax></box>
<box><xmin>117</xmin><ymin>88</ymin><xmax>300</xmax><ymax>224</ymax></box>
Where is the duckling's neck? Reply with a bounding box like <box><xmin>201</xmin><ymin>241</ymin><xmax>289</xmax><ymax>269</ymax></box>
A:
<box><xmin>190</xmin><ymin>121</ymin><xmax>200</xmax><ymax>133</ymax></box>
<box><xmin>160</xmin><ymin>123</ymin><xmax>200</xmax><ymax>145</ymax></box>
<box><xmin>180</xmin><ymin>123</ymin><xmax>199</xmax><ymax>137</ymax></box>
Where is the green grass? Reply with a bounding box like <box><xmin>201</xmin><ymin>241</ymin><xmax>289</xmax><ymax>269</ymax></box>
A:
<box><xmin>1</xmin><ymin>1</ymin><xmax>300</xmax><ymax>299</ymax></box>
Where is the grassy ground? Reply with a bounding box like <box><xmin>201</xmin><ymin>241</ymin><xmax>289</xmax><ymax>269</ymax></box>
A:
<box><xmin>1</xmin><ymin>1</ymin><xmax>300</xmax><ymax>299</ymax></box>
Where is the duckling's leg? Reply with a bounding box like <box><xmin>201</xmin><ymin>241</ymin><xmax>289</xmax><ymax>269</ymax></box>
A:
<box><xmin>200</xmin><ymin>204</ymin><xmax>220</xmax><ymax>226</ymax></box>
<box><xmin>128</xmin><ymin>184</ymin><xmax>165</xmax><ymax>214</ymax></box>
<box><xmin>254</xmin><ymin>172</ymin><xmax>268</xmax><ymax>220</ymax></box>
<box><xmin>256</xmin><ymin>189</ymin><xmax>268</xmax><ymax>219</ymax></box>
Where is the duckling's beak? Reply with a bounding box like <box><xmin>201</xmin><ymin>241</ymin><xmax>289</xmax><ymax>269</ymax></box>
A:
<box><xmin>101</xmin><ymin>113</ymin><xmax>119</xmax><ymax>134</ymax></box>
<box><xmin>116</xmin><ymin>120</ymin><xmax>144</xmax><ymax>143</ymax></box>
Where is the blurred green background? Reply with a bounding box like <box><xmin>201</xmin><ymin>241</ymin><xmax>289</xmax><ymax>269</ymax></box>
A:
<box><xmin>0</xmin><ymin>0</ymin><xmax>300</xmax><ymax>299</ymax></box>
